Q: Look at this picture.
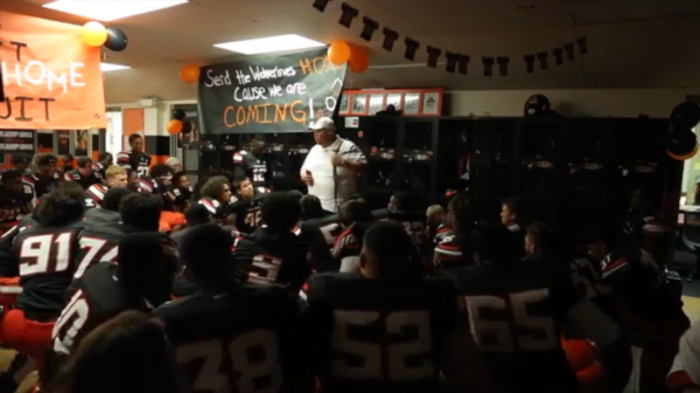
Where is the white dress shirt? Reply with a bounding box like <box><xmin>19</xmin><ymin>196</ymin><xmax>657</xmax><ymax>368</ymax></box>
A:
<box><xmin>300</xmin><ymin>137</ymin><xmax>366</xmax><ymax>213</ymax></box>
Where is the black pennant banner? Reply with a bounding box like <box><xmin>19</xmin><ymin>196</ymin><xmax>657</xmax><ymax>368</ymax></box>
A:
<box><xmin>324</xmin><ymin>1</ymin><xmax>588</xmax><ymax>76</ymax></box>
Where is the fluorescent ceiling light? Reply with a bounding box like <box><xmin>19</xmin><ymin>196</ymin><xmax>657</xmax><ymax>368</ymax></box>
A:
<box><xmin>214</xmin><ymin>34</ymin><xmax>326</xmax><ymax>55</ymax></box>
<box><xmin>43</xmin><ymin>0</ymin><xmax>188</xmax><ymax>22</ymax></box>
<box><xmin>101</xmin><ymin>63</ymin><xmax>130</xmax><ymax>72</ymax></box>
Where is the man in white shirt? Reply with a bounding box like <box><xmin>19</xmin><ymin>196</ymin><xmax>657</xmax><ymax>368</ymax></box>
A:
<box><xmin>300</xmin><ymin>117</ymin><xmax>366</xmax><ymax>213</ymax></box>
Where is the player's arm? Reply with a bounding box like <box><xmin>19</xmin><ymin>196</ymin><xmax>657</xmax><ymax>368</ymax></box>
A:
<box><xmin>565</xmin><ymin>297</ymin><xmax>632</xmax><ymax>392</ymax></box>
<box><xmin>115</xmin><ymin>152</ymin><xmax>132</xmax><ymax>169</ymax></box>
<box><xmin>437</xmin><ymin>298</ymin><xmax>491</xmax><ymax>392</ymax></box>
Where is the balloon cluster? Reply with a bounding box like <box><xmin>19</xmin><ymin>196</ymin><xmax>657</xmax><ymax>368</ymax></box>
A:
<box><xmin>327</xmin><ymin>41</ymin><xmax>369</xmax><ymax>73</ymax></box>
<box><xmin>81</xmin><ymin>21</ymin><xmax>128</xmax><ymax>52</ymax></box>
<box><xmin>667</xmin><ymin>102</ymin><xmax>700</xmax><ymax>161</ymax></box>
<box><xmin>167</xmin><ymin>109</ymin><xmax>193</xmax><ymax>135</ymax></box>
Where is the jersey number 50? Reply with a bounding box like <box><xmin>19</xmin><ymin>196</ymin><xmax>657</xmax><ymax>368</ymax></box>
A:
<box><xmin>332</xmin><ymin>310</ymin><xmax>433</xmax><ymax>380</ymax></box>
<box><xmin>466</xmin><ymin>289</ymin><xmax>557</xmax><ymax>353</ymax></box>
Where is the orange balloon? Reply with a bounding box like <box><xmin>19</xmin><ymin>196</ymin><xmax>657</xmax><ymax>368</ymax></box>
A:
<box><xmin>180</xmin><ymin>64</ymin><xmax>200</xmax><ymax>83</ymax></box>
<box><xmin>349</xmin><ymin>46</ymin><xmax>369</xmax><ymax>73</ymax></box>
<box><xmin>167</xmin><ymin>119</ymin><xmax>184</xmax><ymax>135</ymax></box>
<box><xmin>668</xmin><ymin>143</ymin><xmax>699</xmax><ymax>160</ymax></box>
<box><xmin>81</xmin><ymin>21</ymin><xmax>107</xmax><ymax>47</ymax></box>
<box><xmin>328</xmin><ymin>41</ymin><xmax>351</xmax><ymax>65</ymax></box>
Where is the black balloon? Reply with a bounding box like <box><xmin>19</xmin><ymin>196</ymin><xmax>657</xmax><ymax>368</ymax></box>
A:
<box><xmin>172</xmin><ymin>109</ymin><xmax>186</xmax><ymax>121</ymax></box>
<box><xmin>182</xmin><ymin>121</ymin><xmax>193</xmax><ymax>134</ymax></box>
<box><xmin>105</xmin><ymin>27</ymin><xmax>128</xmax><ymax>52</ymax></box>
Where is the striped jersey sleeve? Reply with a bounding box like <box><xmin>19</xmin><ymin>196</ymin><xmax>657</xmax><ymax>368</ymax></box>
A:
<box><xmin>116</xmin><ymin>151</ymin><xmax>131</xmax><ymax>167</ymax></box>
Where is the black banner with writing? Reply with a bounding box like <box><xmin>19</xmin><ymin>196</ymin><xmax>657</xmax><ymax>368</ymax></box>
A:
<box><xmin>0</xmin><ymin>129</ymin><xmax>35</xmax><ymax>169</ymax></box>
<box><xmin>198</xmin><ymin>48</ymin><xmax>347</xmax><ymax>135</ymax></box>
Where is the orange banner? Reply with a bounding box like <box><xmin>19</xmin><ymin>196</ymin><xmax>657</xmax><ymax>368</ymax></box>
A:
<box><xmin>0</xmin><ymin>11</ymin><xmax>106</xmax><ymax>130</ymax></box>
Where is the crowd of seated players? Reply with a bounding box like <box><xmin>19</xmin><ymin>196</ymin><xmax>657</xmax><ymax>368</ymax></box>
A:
<box><xmin>0</xmin><ymin>148</ymin><xmax>698</xmax><ymax>392</ymax></box>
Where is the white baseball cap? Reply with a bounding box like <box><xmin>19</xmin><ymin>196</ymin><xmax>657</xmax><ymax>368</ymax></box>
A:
<box><xmin>309</xmin><ymin>117</ymin><xmax>336</xmax><ymax>131</ymax></box>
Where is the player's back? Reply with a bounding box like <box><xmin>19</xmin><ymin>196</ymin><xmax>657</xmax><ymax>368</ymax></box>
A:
<box><xmin>73</xmin><ymin>221</ymin><xmax>127</xmax><ymax>280</ymax></box>
<box><xmin>304</xmin><ymin>272</ymin><xmax>463</xmax><ymax>393</ymax></box>
<box><xmin>53</xmin><ymin>262</ymin><xmax>151</xmax><ymax>355</ymax></box>
<box><xmin>374</xmin><ymin>209</ymin><xmax>427</xmax><ymax>248</ymax></box>
<box><xmin>451</xmin><ymin>258</ymin><xmax>579</xmax><ymax>391</ymax></box>
<box><xmin>14</xmin><ymin>222</ymin><xmax>85</xmax><ymax>316</ymax></box>
<box><xmin>234</xmin><ymin>227</ymin><xmax>309</xmax><ymax>290</ymax></box>
<box><xmin>300</xmin><ymin>214</ymin><xmax>342</xmax><ymax>247</ymax></box>
<box><xmin>154</xmin><ymin>284</ymin><xmax>309</xmax><ymax>393</ymax></box>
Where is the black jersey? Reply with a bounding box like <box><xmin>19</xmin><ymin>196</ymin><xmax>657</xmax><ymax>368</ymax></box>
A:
<box><xmin>300</xmin><ymin>214</ymin><xmax>343</xmax><ymax>247</ymax></box>
<box><xmin>92</xmin><ymin>162</ymin><xmax>106</xmax><ymax>180</ymax></box>
<box><xmin>373</xmin><ymin>209</ymin><xmax>427</xmax><ymax>250</ymax></box>
<box><xmin>233</xmin><ymin>149</ymin><xmax>268</xmax><ymax>188</ymax></box>
<box><xmin>234</xmin><ymin>227</ymin><xmax>309</xmax><ymax>290</ymax></box>
<box><xmin>303</xmin><ymin>272</ymin><xmax>464</xmax><ymax>393</ymax></box>
<box><xmin>63</xmin><ymin>169</ymin><xmax>101</xmax><ymax>190</ymax></box>
<box><xmin>13</xmin><ymin>222</ymin><xmax>85</xmax><ymax>316</ymax></box>
<box><xmin>164</xmin><ymin>187</ymin><xmax>189</xmax><ymax>212</ymax></box>
<box><xmin>83</xmin><ymin>208</ymin><xmax>120</xmax><ymax>225</ymax></box>
<box><xmin>229</xmin><ymin>192</ymin><xmax>267</xmax><ymax>234</ymax></box>
<box><xmin>332</xmin><ymin>223</ymin><xmax>372</xmax><ymax>273</ymax></box>
<box><xmin>52</xmin><ymin>262</ymin><xmax>152</xmax><ymax>355</ymax></box>
<box><xmin>24</xmin><ymin>172</ymin><xmax>61</xmax><ymax>199</ymax></box>
<box><xmin>154</xmin><ymin>285</ymin><xmax>312</xmax><ymax>393</ymax></box>
<box><xmin>116</xmin><ymin>150</ymin><xmax>152</xmax><ymax>178</ymax></box>
<box><xmin>293</xmin><ymin>224</ymin><xmax>336</xmax><ymax>273</ymax></box>
<box><xmin>197</xmin><ymin>197</ymin><xmax>227</xmax><ymax>220</ymax></box>
<box><xmin>73</xmin><ymin>222</ymin><xmax>126</xmax><ymax>281</ymax></box>
<box><xmin>450</xmin><ymin>259</ymin><xmax>581</xmax><ymax>391</ymax></box>
<box><xmin>84</xmin><ymin>183</ymin><xmax>109</xmax><ymax>209</ymax></box>
<box><xmin>0</xmin><ymin>186</ymin><xmax>30</xmax><ymax>231</ymax></box>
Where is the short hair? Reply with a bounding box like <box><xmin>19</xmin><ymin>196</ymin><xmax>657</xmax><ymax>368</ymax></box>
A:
<box><xmin>363</xmin><ymin>221</ymin><xmax>423</xmax><ymax>281</ymax></box>
<box><xmin>35</xmin><ymin>188</ymin><xmax>85</xmax><ymax>226</ymax></box>
<box><xmin>233</xmin><ymin>176</ymin><xmax>250</xmax><ymax>191</ymax></box>
<box><xmin>185</xmin><ymin>204</ymin><xmax>211</xmax><ymax>226</ymax></box>
<box><xmin>199</xmin><ymin>176</ymin><xmax>230</xmax><ymax>200</ymax></box>
<box><xmin>98</xmin><ymin>152</ymin><xmax>112</xmax><ymax>162</ymax></box>
<box><xmin>105</xmin><ymin>165</ymin><xmax>126</xmax><ymax>179</ymax></box>
<box><xmin>165</xmin><ymin>157</ymin><xmax>181</xmax><ymax>167</ymax></box>
<box><xmin>149</xmin><ymin>164</ymin><xmax>173</xmax><ymax>178</ymax></box>
<box><xmin>128</xmin><ymin>134</ymin><xmax>142</xmax><ymax>145</ymax></box>
<box><xmin>119</xmin><ymin>194</ymin><xmax>162</xmax><ymax>232</ymax></box>
<box><xmin>35</xmin><ymin>153</ymin><xmax>58</xmax><ymax>167</ymax></box>
<box><xmin>76</xmin><ymin>157</ymin><xmax>92</xmax><ymax>168</ymax></box>
<box><xmin>179</xmin><ymin>224</ymin><xmax>232</xmax><ymax>284</ymax></box>
<box><xmin>339</xmin><ymin>199</ymin><xmax>373</xmax><ymax>227</ymax></box>
<box><xmin>300</xmin><ymin>194</ymin><xmax>324</xmax><ymax>220</ymax></box>
<box><xmin>103</xmin><ymin>188</ymin><xmax>136</xmax><ymax>212</ymax></box>
<box><xmin>526</xmin><ymin>221</ymin><xmax>554</xmax><ymax>254</ymax></box>
<box><xmin>1</xmin><ymin>169</ymin><xmax>22</xmax><ymax>182</ymax></box>
<box><xmin>58</xmin><ymin>181</ymin><xmax>85</xmax><ymax>199</ymax></box>
<box><xmin>250</xmin><ymin>134</ymin><xmax>265</xmax><ymax>143</ymax></box>
<box><xmin>54</xmin><ymin>310</ymin><xmax>177</xmax><ymax>393</ymax></box>
<box><xmin>117</xmin><ymin>233</ymin><xmax>165</xmax><ymax>291</ymax></box>
<box><xmin>172</xmin><ymin>171</ymin><xmax>188</xmax><ymax>186</ymax></box>
<box><xmin>426</xmin><ymin>204</ymin><xmax>445</xmax><ymax>218</ymax></box>
<box><xmin>502</xmin><ymin>197</ymin><xmax>521</xmax><ymax>216</ymax></box>
<box><xmin>470</xmin><ymin>224</ymin><xmax>515</xmax><ymax>264</ymax></box>
<box><xmin>260</xmin><ymin>192</ymin><xmax>301</xmax><ymax>230</ymax></box>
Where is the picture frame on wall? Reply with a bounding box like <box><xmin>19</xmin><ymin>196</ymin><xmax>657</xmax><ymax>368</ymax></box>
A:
<box><xmin>338</xmin><ymin>94</ymin><xmax>350</xmax><ymax>115</ymax></box>
<box><xmin>404</xmin><ymin>93</ymin><xmax>421</xmax><ymax>115</ymax></box>
<box><xmin>422</xmin><ymin>92</ymin><xmax>441</xmax><ymax>115</ymax></box>
<box><xmin>386</xmin><ymin>93</ymin><xmax>402</xmax><ymax>111</ymax></box>
<box><xmin>352</xmin><ymin>94</ymin><xmax>368</xmax><ymax>115</ymax></box>
<box><xmin>368</xmin><ymin>94</ymin><xmax>385</xmax><ymax>115</ymax></box>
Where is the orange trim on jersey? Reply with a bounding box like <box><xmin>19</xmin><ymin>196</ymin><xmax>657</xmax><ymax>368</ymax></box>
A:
<box><xmin>604</xmin><ymin>257</ymin><xmax>627</xmax><ymax>272</ymax></box>
<box><xmin>333</xmin><ymin>227</ymin><xmax>353</xmax><ymax>249</ymax></box>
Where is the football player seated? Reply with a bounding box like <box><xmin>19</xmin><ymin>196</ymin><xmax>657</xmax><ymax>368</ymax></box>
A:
<box><xmin>433</xmin><ymin>193</ymin><xmax>476</xmax><ymax>270</ymax></box>
<box><xmin>374</xmin><ymin>191</ymin><xmax>428</xmax><ymax>252</ymax></box>
<box><xmin>425</xmin><ymin>204</ymin><xmax>446</xmax><ymax>246</ymax></box>
<box><xmin>171</xmin><ymin>205</ymin><xmax>215</xmax><ymax>298</ymax></box>
<box><xmin>92</xmin><ymin>152</ymin><xmax>113</xmax><ymax>180</ymax></box>
<box><xmin>452</xmin><ymin>224</ymin><xmax>632</xmax><ymax>392</ymax></box>
<box><xmin>234</xmin><ymin>191</ymin><xmax>309</xmax><ymax>290</ymax></box>
<box><xmin>290</xmin><ymin>194</ymin><xmax>335</xmax><ymax>273</ymax></box>
<box><xmin>75</xmin><ymin>193</ymin><xmax>163</xmax><ymax>281</ymax></box>
<box><xmin>138</xmin><ymin>164</ymin><xmax>173</xmax><ymax>199</ymax></box>
<box><xmin>299</xmin><ymin>194</ymin><xmax>343</xmax><ymax>248</ymax></box>
<box><xmin>10</xmin><ymin>153</ymin><xmax>32</xmax><ymax>174</ymax></box>
<box><xmin>25</xmin><ymin>153</ymin><xmax>62</xmax><ymax>199</ymax></box>
<box><xmin>164</xmin><ymin>171</ymin><xmax>191</xmax><ymax>212</ymax></box>
<box><xmin>667</xmin><ymin>321</ymin><xmax>700</xmax><ymax>392</ymax></box>
<box><xmin>1</xmin><ymin>184</ymin><xmax>86</xmax><ymax>376</ymax></box>
<box><xmin>84</xmin><ymin>187</ymin><xmax>135</xmax><ymax>225</ymax></box>
<box><xmin>333</xmin><ymin>199</ymin><xmax>374</xmax><ymax>273</ymax></box>
<box><xmin>53</xmin><ymin>233</ymin><xmax>172</xmax><ymax>356</ymax></box>
<box><xmin>64</xmin><ymin>157</ymin><xmax>101</xmax><ymax>190</ymax></box>
<box><xmin>84</xmin><ymin>165</ymin><xmax>128</xmax><ymax>209</ymax></box>
<box><xmin>197</xmin><ymin>175</ymin><xmax>232</xmax><ymax>221</ymax></box>
<box><xmin>229</xmin><ymin>176</ymin><xmax>268</xmax><ymax>233</ymax></box>
<box><xmin>500</xmin><ymin>196</ymin><xmax>526</xmax><ymax>259</ymax></box>
<box><xmin>155</xmin><ymin>224</ymin><xmax>313</xmax><ymax>393</ymax></box>
<box><xmin>303</xmin><ymin>221</ymin><xmax>490</xmax><ymax>393</ymax></box>
<box><xmin>0</xmin><ymin>170</ymin><xmax>32</xmax><ymax>235</ymax></box>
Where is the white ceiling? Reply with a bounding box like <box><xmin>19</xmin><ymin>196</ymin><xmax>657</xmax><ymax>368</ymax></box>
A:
<box><xmin>5</xmin><ymin>0</ymin><xmax>700</xmax><ymax>103</ymax></box>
